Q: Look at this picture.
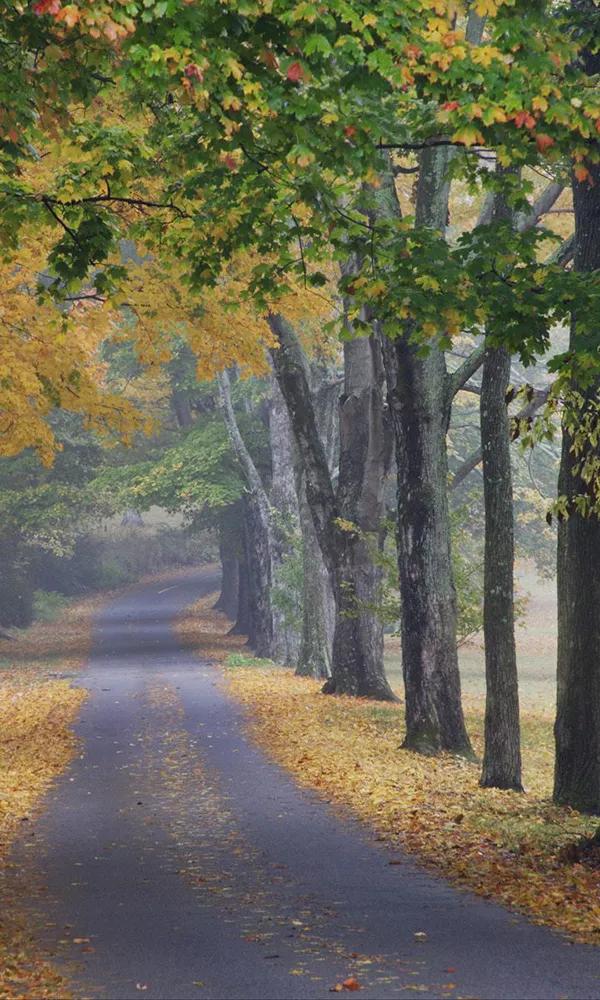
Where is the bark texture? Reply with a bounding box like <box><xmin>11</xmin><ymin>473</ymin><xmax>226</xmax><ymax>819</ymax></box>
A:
<box><xmin>296</xmin><ymin>475</ymin><xmax>333</xmax><ymax>679</ymax></box>
<box><xmin>554</xmin><ymin>15</ymin><xmax>600</xmax><ymax>811</ymax></box>
<box><xmin>214</xmin><ymin>512</ymin><xmax>241</xmax><ymax>621</ymax></box>
<box><xmin>480</xmin><ymin>174</ymin><xmax>522</xmax><ymax>791</ymax></box>
<box><xmin>269</xmin><ymin>375</ymin><xmax>302</xmax><ymax>666</ymax></box>
<box><xmin>217</xmin><ymin>370</ymin><xmax>273</xmax><ymax>658</ymax></box>
<box><xmin>480</xmin><ymin>344</ymin><xmax>523</xmax><ymax>789</ymax></box>
<box><xmin>382</xmin><ymin>146</ymin><xmax>472</xmax><ymax>754</ymax></box>
<box><xmin>269</xmin><ymin>314</ymin><xmax>395</xmax><ymax>700</ymax></box>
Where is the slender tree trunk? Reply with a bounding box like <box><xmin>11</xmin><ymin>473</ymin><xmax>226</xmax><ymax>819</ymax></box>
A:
<box><xmin>554</xmin><ymin>13</ymin><xmax>600</xmax><ymax>810</ymax></box>
<box><xmin>480</xmin><ymin>344</ymin><xmax>523</xmax><ymax>789</ymax></box>
<box><xmin>382</xmin><ymin>145</ymin><xmax>472</xmax><ymax>754</ymax></box>
<box><xmin>269</xmin><ymin>315</ymin><xmax>395</xmax><ymax>700</ymax></box>
<box><xmin>217</xmin><ymin>370</ymin><xmax>273</xmax><ymax>657</ymax></box>
<box><xmin>294</xmin><ymin>365</ymin><xmax>337</xmax><ymax>679</ymax></box>
<box><xmin>480</xmin><ymin>173</ymin><xmax>522</xmax><ymax>791</ymax></box>
<box><xmin>230</xmin><ymin>535</ymin><xmax>252</xmax><ymax>638</ymax></box>
<box><xmin>240</xmin><ymin>493</ymin><xmax>272</xmax><ymax>657</ymax></box>
<box><xmin>269</xmin><ymin>375</ymin><xmax>302</xmax><ymax>666</ymax></box>
<box><xmin>172</xmin><ymin>390</ymin><xmax>194</xmax><ymax>429</ymax></box>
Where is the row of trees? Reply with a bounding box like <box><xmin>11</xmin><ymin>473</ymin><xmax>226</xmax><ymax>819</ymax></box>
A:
<box><xmin>3</xmin><ymin>0</ymin><xmax>600</xmax><ymax>811</ymax></box>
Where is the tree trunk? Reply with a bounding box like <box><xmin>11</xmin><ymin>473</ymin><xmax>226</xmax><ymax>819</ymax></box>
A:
<box><xmin>480</xmin><ymin>172</ymin><xmax>522</xmax><ymax>791</ymax></box>
<box><xmin>554</xmin><ymin>15</ymin><xmax>600</xmax><ymax>811</ymax></box>
<box><xmin>324</xmin><ymin>333</ymin><xmax>396</xmax><ymax>700</ymax></box>
<box><xmin>217</xmin><ymin>370</ymin><xmax>273</xmax><ymax>658</ymax></box>
<box><xmin>230</xmin><ymin>535</ymin><xmax>252</xmax><ymax>638</ymax></box>
<box><xmin>385</xmin><ymin>337</ymin><xmax>471</xmax><ymax>752</ymax></box>
<box><xmin>382</xmin><ymin>145</ymin><xmax>472</xmax><ymax>754</ymax></box>
<box><xmin>269</xmin><ymin>375</ymin><xmax>302</xmax><ymax>666</ymax></box>
<box><xmin>480</xmin><ymin>344</ymin><xmax>523</xmax><ymax>789</ymax></box>
<box><xmin>214</xmin><ymin>529</ymin><xmax>239</xmax><ymax>621</ymax></box>
<box><xmin>238</xmin><ymin>494</ymin><xmax>272</xmax><ymax>656</ymax></box>
<box><xmin>296</xmin><ymin>475</ymin><xmax>333</xmax><ymax>679</ymax></box>
<box><xmin>269</xmin><ymin>314</ymin><xmax>396</xmax><ymax>700</ymax></box>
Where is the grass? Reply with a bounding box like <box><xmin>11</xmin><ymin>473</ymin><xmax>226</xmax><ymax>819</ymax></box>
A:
<box><xmin>177</xmin><ymin>581</ymin><xmax>600</xmax><ymax>945</ymax></box>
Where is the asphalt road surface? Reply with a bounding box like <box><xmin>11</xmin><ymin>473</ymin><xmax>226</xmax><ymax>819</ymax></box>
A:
<box><xmin>12</xmin><ymin>569</ymin><xmax>600</xmax><ymax>1000</ymax></box>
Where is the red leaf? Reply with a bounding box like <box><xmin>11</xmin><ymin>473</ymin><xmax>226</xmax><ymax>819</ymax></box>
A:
<box><xmin>442</xmin><ymin>101</ymin><xmax>460</xmax><ymax>112</ymax></box>
<box><xmin>343</xmin><ymin>125</ymin><xmax>357</xmax><ymax>138</ymax></box>
<box><xmin>184</xmin><ymin>63</ymin><xmax>204</xmax><ymax>82</ymax></box>
<box><xmin>287</xmin><ymin>61</ymin><xmax>305</xmax><ymax>83</ymax></box>
<box><xmin>513</xmin><ymin>111</ymin><xmax>536</xmax><ymax>130</ymax></box>
<box><xmin>33</xmin><ymin>0</ymin><xmax>61</xmax><ymax>14</ymax></box>
<box><xmin>342</xmin><ymin>978</ymin><xmax>362</xmax><ymax>992</ymax></box>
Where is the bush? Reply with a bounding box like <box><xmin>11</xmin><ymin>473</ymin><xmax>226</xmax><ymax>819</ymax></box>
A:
<box><xmin>32</xmin><ymin>590</ymin><xmax>70</xmax><ymax>623</ymax></box>
<box><xmin>225</xmin><ymin>652</ymin><xmax>275</xmax><ymax>669</ymax></box>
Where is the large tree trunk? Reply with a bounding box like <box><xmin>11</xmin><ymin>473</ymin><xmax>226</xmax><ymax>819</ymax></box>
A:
<box><xmin>554</xmin><ymin>12</ymin><xmax>600</xmax><ymax>811</ymax></box>
<box><xmin>324</xmin><ymin>334</ymin><xmax>396</xmax><ymax>699</ymax></box>
<box><xmin>382</xmin><ymin>146</ymin><xmax>472</xmax><ymax>754</ymax></box>
<box><xmin>480</xmin><ymin>174</ymin><xmax>522</xmax><ymax>791</ymax></box>
<box><xmin>480</xmin><ymin>344</ymin><xmax>523</xmax><ymax>789</ymax></box>
<box><xmin>269</xmin><ymin>315</ymin><xmax>395</xmax><ymax>700</ymax></box>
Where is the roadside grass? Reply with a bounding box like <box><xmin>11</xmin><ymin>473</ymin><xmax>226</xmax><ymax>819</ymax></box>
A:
<box><xmin>178</xmin><ymin>591</ymin><xmax>600</xmax><ymax>944</ymax></box>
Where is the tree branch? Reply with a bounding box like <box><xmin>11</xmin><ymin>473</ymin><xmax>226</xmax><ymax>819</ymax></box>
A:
<box><xmin>451</xmin><ymin>386</ymin><xmax>551</xmax><ymax>490</ymax></box>
<box><xmin>545</xmin><ymin>233</ymin><xmax>575</xmax><ymax>267</ymax></box>
<box><xmin>216</xmin><ymin>369</ymin><xmax>269</xmax><ymax>505</ymax></box>
<box><xmin>448</xmin><ymin>342</ymin><xmax>486</xmax><ymax>399</ymax></box>
<box><xmin>267</xmin><ymin>313</ymin><xmax>339</xmax><ymax>574</ymax></box>
<box><xmin>516</xmin><ymin>181</ymin><xmax>564</xmax><ymax>233</ymax></box>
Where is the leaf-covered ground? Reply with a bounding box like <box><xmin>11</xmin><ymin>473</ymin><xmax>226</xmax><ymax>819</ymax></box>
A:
<box><xmin>0</xmin><ymin>597</ymin><xmax>101</xmax><ymax>999</ymax></box>
<box><xmin>178</xmin><ymin>595</ymin><xmax>600</xmax><ymax>946</ymax></box>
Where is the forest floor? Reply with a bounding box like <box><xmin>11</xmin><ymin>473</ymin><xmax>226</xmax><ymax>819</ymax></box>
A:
<box><xmin>177</xmin><ymin>568</ymin><xmax>600</xmax><ymax>946</ymax></box>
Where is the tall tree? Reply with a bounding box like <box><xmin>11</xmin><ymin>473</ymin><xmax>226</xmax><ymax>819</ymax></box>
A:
<box><xmin>554</xmin><ymin>0</ymin><xmax>600</xmax><ymax>814</ymax></box>
<box><xmin>217</xmin><ymin>370</ymin><xmax>273</xmax><ymax>658</ymax></box>
<box><xmin>480</xmin><ymin>338</ymin><xmax>523</xmax><ymax>788</ymax></box>
<box><xmin>269</xmin><ymin>316</ymin><xmax>396</xmax><ymax>700</ymax></box>
<box><xmin>381</xmin><ymin>146</ymin><xmax>474</xmax><ymax>755</ymax></box>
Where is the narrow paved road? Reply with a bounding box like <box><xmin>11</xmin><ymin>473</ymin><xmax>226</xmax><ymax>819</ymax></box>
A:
<box><xmin>13</xmin><ymin>569</ymin><xmax>600</xmax><ymax>999</ymax></box>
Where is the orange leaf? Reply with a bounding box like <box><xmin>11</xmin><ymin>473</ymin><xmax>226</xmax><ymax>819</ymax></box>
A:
<box><xmin>574</xmin><ymin>164</ymin><xmax>591</xmax><ymax>183</ymax></box>
<box><xmin>535</xmin><ymin>133</ymin><xmax>555</xmax><ymax>153</ymax></box>
<box><xmin>287</xmin><ymin>61</ymin><xmax>305</xmax><ymax>83</ymax></box>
